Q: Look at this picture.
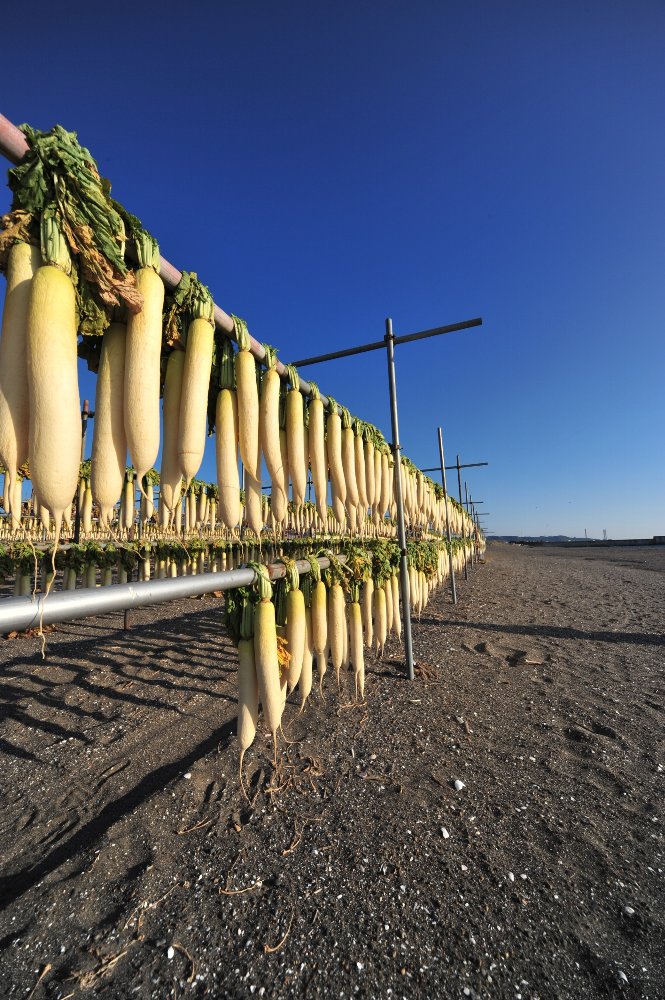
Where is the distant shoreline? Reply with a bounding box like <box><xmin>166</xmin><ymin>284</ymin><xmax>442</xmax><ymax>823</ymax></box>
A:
<box><xmin>493</xmin><ymin>536</ymin><xmax>665</xmax><ymax>548</ymax></box>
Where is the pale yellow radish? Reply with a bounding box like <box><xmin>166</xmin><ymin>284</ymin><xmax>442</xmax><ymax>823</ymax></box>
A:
<box><xmin>252</xmin><ymin>564</ymin><xmax>282</xmax><ymax>763</ymax></box>
<box><xmin>307</xmin><ymin>383</ymin><xmax>327</xmax><ymax>524</ymax></box>
<box><xmin>177</xmin><ymin>283</ymin><xmax>215</xmax><ymax>485</ymax></box>
<box><xmin>159</xmin><ymin>349</ymin><xmax>185</xmax><ymax>514</ymax></box>
<box><xmin>27</xmin><ymin>220</ymin><xmax>80</xmax><ymax>536</ymax></box>
<box><xmin>0</xmin><ymin>241</ymin><xmax>39</xmax><ymax>507</ymax></box>
<box><xmin>285</xmin><ymin>366</ymin><xmax>306</xmax><ymax>505</ymax></box>
<box><xmin>234</xmin><ymin>316</ymin><xmax>260</xmax><ymax>481</ymax></box>
<box><xmin>327</xmin><ymin>581</ymin><xmax>345</xmax><ymax>688</ymax></box>
<box><xmin>91</xmin><ymin>322</ymin><xmax>127</xmax><ymax>526</ymax></box>
<box><xmin>124</xmin><ymin>239</ymin><xmax>164</xmax><ymax>492</ymax></box>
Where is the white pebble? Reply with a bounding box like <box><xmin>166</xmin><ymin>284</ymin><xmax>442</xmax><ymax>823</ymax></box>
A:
<box><xmin>183</xmin><ymin>772</ymin><xmax>192</xmax><ymax>780</ymax></box>
<box><xmin>461</xmin><ymin>864</ymin><xmax>468</xmax><ymax>871</ymax></box>
<box><xmin>508</xmin><ymin>872</ymin><xmax>515</xmax><ymax>882</ymax></box>
<box><xmin>454</xmin><ymin>780</ymin><xmax>466</xmax><ymax>792</ymax></box>
<box><xmin>441</xmin><ymin>827</ymin><xmax>450</xmax><ymax>839</ymax></box>
<box><xmin>618</xmin><ymin>970</ymin><xmax>628</xmax><ymax>983</ymax></box>
<box><xmin>167</xmin><ymin>946</ymin><xmax>175</xmax><ymax>960</ymax></box>
<box><xmin>624</xmin><ymin>906</ymin><xmax>635</xmax><ymax>917</ymax></box>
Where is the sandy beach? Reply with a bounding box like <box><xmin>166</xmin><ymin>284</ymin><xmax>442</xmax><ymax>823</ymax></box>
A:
<box><xmin>0</xmin><ymin>541</ymin><xmax>663</xmax><ymax>999</ymax></box>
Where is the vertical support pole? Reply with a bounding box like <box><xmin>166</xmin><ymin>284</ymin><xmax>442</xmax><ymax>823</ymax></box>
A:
<box><xmin>437</xmin><ymin>427</ymin><xmax>457</xmax><ymax>605</ymax></box>
<box><xmin>73</xmin><ymin>400</ymin><xmax>90</xmax><ymax>544</ymax></box>
<box><xmin>465</xmin><ymin>484</ymin><xmax>474</xmax><ymax>566</ymax></box>
<box><xmin>457</xmin><ymin>454</ymin><xmax>468</xmax><ymax>581</ymax></box>
<box><xmin>385</xmin><ymin>318</ymin><xmax>414</xmax><ymax>681</ymax></box>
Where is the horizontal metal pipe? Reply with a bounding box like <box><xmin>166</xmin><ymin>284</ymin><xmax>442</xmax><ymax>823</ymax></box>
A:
<box><xmin>421</xmin><ymin>461</ymin><xmax>489</xmax><ymax>472</ymax></box>
<box><xmin>393</xmin><ymin>317</ymin><xmax>482</xmax><ymax>345</ymax></box>
<box><xmin>0</xmin><ymin>113</ymin><xmax>327</xmax><ymax>404</ymax></box>
<box><xmin>0</xmin><ymin>555</ymin><xmax>339</xmax><ymax>634</ymax></box>
<box><xmin>290</xmin><ymin>317</ymin><xmax>483</xmax><ymax>369</ymax></box>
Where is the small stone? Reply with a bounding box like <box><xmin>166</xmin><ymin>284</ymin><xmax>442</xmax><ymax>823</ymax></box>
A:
<box><xmin>167</xmin><ymin>946</ymin><xmax>175</xmax><ymax>960</ymax></box>
<box><xmin>508</xmin><ymin>872</ymin><xmax>515</xmax><ymax>882</ymax></box>
<box><xmin>441</xmin><ymin>827</ymin><xmax>450</xmax><ymax>839</ymax></box>
<box><xmin>623</xmin><ymin>906</ymin><xmax>635</xmax><ymax>917</ymax></box>
<box><xmin>617</xmin><ymin>971</ymin><xmax>628</xmax><ymax>984</ymax></box>
<box><xmin>183</xmin><ymin>772</ymin><xmax>192</xmax><ymax>780</ymax></box>
<box><xmin>357</xmin><ymin>962</ymin><xmax>364</xmax><ymax>971</ymax></box>
<box><xmin>454</xmin><ymin>780</ymin><xmax>466</xmax><ymax>792</ymax></box>
<box><xmin>461</xmin><ymin>864</ymin><xmax>468</xmax><ymax>871</ymax></box>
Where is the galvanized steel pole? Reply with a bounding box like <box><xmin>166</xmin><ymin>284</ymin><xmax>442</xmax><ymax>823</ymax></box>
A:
<box><xmin>385</xmin><ymin>318</ymin><xmax>415</xmax><ymax>681</ymax></box>
<box><xmin>437</xmin><ymin>427</ymin><xmax>457</xmax><ymax>605</ymax></box>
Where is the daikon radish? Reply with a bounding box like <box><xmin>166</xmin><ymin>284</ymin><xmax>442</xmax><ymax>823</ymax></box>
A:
<box><xmin>91</xmin><ymin>322</ymin><xmax>127</xmax><ymax>526</ymax></box>
<box><xmin>245</xmin><ymin>469</ymin><xmax>263</xmax><ymax>536</ymax></box>
<box><xmin>285</xmin><ymin>365</ymin><xmax>306</xmax><ymax>505</ymax></box>
<box><xmin>300</xmin><ymin>605</ymin><xmax>314</xmax><ymax>709</ymax></box>
<box><xmin>160</xmin><ymin>349</ymin><xmax>185</xmax><ymax>515</ymax></box>
<box><xmin>124</xmin><ymin>235</ymin><xmax>164</xmax><ymax>492</ymax></box>
<box><xmin>326</xmin><ymin>397</ymin><xmax>346</xmax><ymax>507</ymax></box>
<box><xmin>374</xmin><ymin>585</ymin><xmax>387</xmax><ymax>656</ymax></box>
<box><xmin>27</xmin><ymin>219</ymin><xmax>80</xmax><ymax>537</ymax></box>
<box><xmin>237</xmin><ymin>634</ymin><xmax>259</xmax><ymax>796</ymax></box>
<box><xmin>178</xmin><ymin>284</ymin><xmax>214</xmax><ymax>485</ymax></box>
<box><xmin>216</xmin><ymin>339</ymin><xmax>240</xmax><ymax>530</ymax></box>
<box><xmin>361</xmin><ymin>577</ymin><xmax>374</xmax><ymax>647</ymax></box>
<box><xmin>354</xmin><ymin>420</ymin><xmax>367</xmax><ymax>513</ymax></box>
<box><xmin>307</xmin><ymin>383</ymin><xmax>327</xmax><ymax>524</ymax></box>
<box><xmin>327</xmin><ymin>581</ymin><xmax>345</xmax><ymax>688</ymax></box>
<box><xmin>284</xmin><ymin>561</ymin><xmax>305</xmax><ymax>693</ymax></box>
<box><xmin>349</xmin><ymin>593</ymin><xmax>365</xmax><ymax>701</ymax></box>
<box><xmin>0</xmin><ymin>241</ymin><xmax>39</xmax><ymax>508</ymax></box>
<box><xmin>251</xmin><ymin>563</ymin><xmax>282</xmax><ymax>764</ymax></box>
<box><xmin>234</xmin><ymin>316</ymin><xmax>260</xmax><ymax>481</ymax></box>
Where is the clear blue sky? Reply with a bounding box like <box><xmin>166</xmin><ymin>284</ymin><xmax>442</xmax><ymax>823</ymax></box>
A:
<box><xmin>2</xmin><ymin>0</ymin><xmax>664</xmax><ymax>538</ymax></box>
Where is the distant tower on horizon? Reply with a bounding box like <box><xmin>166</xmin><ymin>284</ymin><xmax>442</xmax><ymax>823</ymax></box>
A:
<box><xmin>603</xmin><ymin>528</ymin><xmax>607</xmax><ymax>541</ymax></box>
<box><xmin>584</xmin><ymin>528</ymin><xmax>587</xmax><ymax>539</ymax></box>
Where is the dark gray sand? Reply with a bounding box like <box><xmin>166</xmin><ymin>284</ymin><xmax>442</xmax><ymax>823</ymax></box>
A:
<box><xmin>0</xmin><ymin>542</ymin><xmax>663</xmax><ymax>998</ymax></box>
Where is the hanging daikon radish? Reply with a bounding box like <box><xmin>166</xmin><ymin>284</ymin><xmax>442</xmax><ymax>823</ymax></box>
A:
<box><xmin>364</xmin><ymin>425</ymin><xmax>375</xmax><ymax>513</ymax></box>
<box><xmin>300</xmin><ymin>603</ymin><xmax>314</xmax><ymax>710</ymax></box>
<box><xmin>285</xmin><ymin>365</ymin><xmax>306</xmax><ymax>506</ymax></box>
<box><xmin>327</xmin><ymin>579</ymin><xmax>346</xmax><ymax>689</ymax></box>
<box><xmin>124</xmin><ymin>233</ymin><xmax>163</xmax><ymax>494</ymax></box>
<box><xmin>27</xmin><ymin>217</ymin><xmax>81</xmax><ymax>539</ymax></box>
<box><xmin>349</xmin><ymin>582</ymin><xmax>365</xmax><ymax>701</ymax></box>
<box><xmin>122</xmin><ymin>474</ymin><xmax>135</xmax><ymax>530</ymax></box>
<box><xmin>379</xmin><ymin>446</ymin><xmax>390</xmax><ymax>520</ymax></box>
<box><xmin>283</xmin><ymin>560</ymin><xmax>306</xmax><ymax>693</ymax></box>
<box><xmin>354</xmin><ymin>419</ymin><xmax>367</xmax><ymax>515</ymax></box>
<box><xmin>236</xmin><ymin>594</ymin><xmax>259</xmax><ymax>798</ymax></box>
<box><xmin>326</xmin><ymin>396</ymin><xmax>346</xmax><ymax>502</ymax></box>
<box><xmin>391</xmin><ymin>572</ymin><xmax>401</xmax><ymax>640</ymax></box>
<box><xmin>0</xmin><ymin>241</ymin><xmax>39</xmax><ymax>511</ymax></box>
<box><xmin>307</xmin><ymin>554</ymin><xmax>328</xmax><ymax>691</ymax></box>
<box><xmin>159</xmin><ymin>348</ymin><xmax>185</xmax><ymax>515</ymax></box>
<box><xmin>245</xmin><ymin>468</ymin><xmax>263</xmax><ymax>536</ymax></box>
<box><xmin>361</xmin><ymin>576</ymin><xmax>374</xmax><ymax>647</ymax></box>
<box><xmin>91</xmin><ymin>322</ymin><xmax>127</xmax><ymax>526</ymax></box>
<box><xmin>178</xmin><ymin>281</ymin><xmax>215</xmax><ymax>486</ymax></box>
<box><xmin>251</xmin><ymin>562</ymin><xmax>282</xmax><ymax>765</ymax></box>
<box><xmin>341</xmin><ymin>407</ymin><xmax>358</xmax><ymax>507</ymax></box>
<box><xmin>308</xmin><ymin>382</ymin><xmax>327</xmax><ymax>524</ymax></box>
<box><xmin>234</xmin><ymin>316</ymin><xmax>260</xmax><ymax>481</ymax></box>
<box><xmin>10</xmin><ymin>476</ymin><xmax>23</xmax><ymax>530</ymax></box>
<box><xmin>279</xmin><ymin>387</ymin><xmax>289</xmax><ymax>517</ymax></box>
<box><xmin>81</xmin><ymin>481</ymin><xmax>93</xmax><ymax>533</ymax></box>
<box><xmin>215</xmin><ymin>339</ymin><xmax>240</xmax><ymax>530</ymax></box>
<box><xmin>259</xmin><ymin>344</ymin><xmax>287</xmax><ymax>524</ymax></box>
<box><xmin>374</xmin><ymin>584</ymin><xmax>387</xmax><ymax>656</ymax></box>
